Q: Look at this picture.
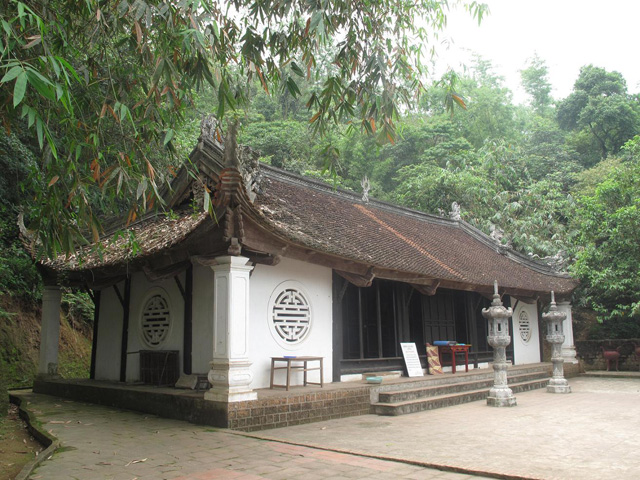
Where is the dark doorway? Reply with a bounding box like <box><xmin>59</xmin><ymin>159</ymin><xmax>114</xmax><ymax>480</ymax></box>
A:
<box><xmin>337</xmin><ymin>278</ymin><xmax>490</xmax><ymax>376</ymax></box>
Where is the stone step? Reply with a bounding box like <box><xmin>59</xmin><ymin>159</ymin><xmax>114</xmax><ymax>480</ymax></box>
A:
<box><xmin>377</xmin><ymin>371</ymin><xmax>548</xmax><ymax>404</ymax></box>
<box><xmin>371</xmin><ymin>378</ymin><xmax>550</xmax><ymax>416</ymax></box>
<box><xmin>372</xmin><ymin>364</ymin><xmax>552</xmax><ymax>395</ymax></box>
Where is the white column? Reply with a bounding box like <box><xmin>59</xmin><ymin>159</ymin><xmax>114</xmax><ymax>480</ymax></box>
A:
<box><xmin>204</xmin><ymin>256</ymin><xmax>257</xmax><ymax>403</ymax></box>
<box><xmin>557</xmin><ymin>301</ymin><xmax>578</xmax><ymax>364</ymax></box>
<box><xmin>38</xmin><ymin>286</ymin><xmax>62</xmax><ymax>376</ymax></box>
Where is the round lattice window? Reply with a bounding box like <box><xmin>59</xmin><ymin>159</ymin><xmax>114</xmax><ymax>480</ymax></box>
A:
<box><xmin>269</xmin><ymin>283</ymin><xmax>312</xmax><ymax>347</ymax></box>
<box><xmin>141</xmin><ymin>293</ymin><xmax>171</xmax><ymax>348</ymax></box>
<box><xmin>518</xmin><ymin>310</ymin><xmax>531</xmax><ymax>343</ymax></box>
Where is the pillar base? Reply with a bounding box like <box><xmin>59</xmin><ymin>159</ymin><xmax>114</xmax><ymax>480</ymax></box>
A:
<box><xmin>547</xmin><ymin>377</ymin><xmax>571</xmax><ymax>394</ymax></box>
<box><xmin>204</xmin><ymin>389</ymin><xmax>257</xmax><ymax>403</ymax></box>
<box><xmin>487</xmin><ymin>387</ymin><xmax>517</xmax><ymax>407</ymax></box>
<box><xmin>562</xmin><ymin>345</ymin><xmax>579</xmax><ymax>364</ymax></box>
<box><xmin>204</xmin><ymin>358</ymin><xmax>257</xmax><ymax>403</ymax></box>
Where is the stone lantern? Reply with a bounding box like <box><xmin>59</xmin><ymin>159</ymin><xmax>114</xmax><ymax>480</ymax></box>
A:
<box><xmin>543</xmin><ymin>291</ymin><xmax>571</xmax><ymax>394</ymax></box>
<box><xmin>482</xmin><ymin>281</ymin><xmax>517</xmax><ymax>407</ymax></box>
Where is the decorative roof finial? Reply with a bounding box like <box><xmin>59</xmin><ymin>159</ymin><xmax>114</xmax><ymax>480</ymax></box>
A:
<box><xmin>223</xmin><ymin>119</ymin><xmax>240</xmax><ymax>169</ymax></box>
<box><xmin>492</xmin><ymin>280</ymin><xmax>502</xmax><ymax>306</ymax></box>
<box><xmin>361</xmin><ymin>176</ymin><xmax>371</xmax><ymax>203</ymax></box>
<box><xmin>449</xmin><ymin>202</ymin><xmax>461</xmax><ymax>220</ymax></box>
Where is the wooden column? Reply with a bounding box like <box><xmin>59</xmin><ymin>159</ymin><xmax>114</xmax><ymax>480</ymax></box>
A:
<box><xmin>183</xmin><ymin>266</ymin><xmax>193</xmax><ymax>375</ymax></box>
<box><xmin>332</xmin><ymin>272</ymin><xmax>345</xmax><ymax>382</ymax></box>
<box><xmin>118</xmin><ymin>277</ymin><xmax>131</xmax><ymax>383</ymax></box>
<box><xmin>89</xmin><ymin>289</ymin><xmax>101</xmax><ymax>379</ymax></box>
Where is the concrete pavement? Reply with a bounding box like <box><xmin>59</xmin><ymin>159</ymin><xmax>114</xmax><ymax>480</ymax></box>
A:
<box><xmin>251</xmin><ymin>376</ymin><xmax>640</xmax><ymax>480</ymax></box>
<box><xmin>13</xmin><ymin>375</ymin><xmax>640</xmax><ymax>480</ymax></box>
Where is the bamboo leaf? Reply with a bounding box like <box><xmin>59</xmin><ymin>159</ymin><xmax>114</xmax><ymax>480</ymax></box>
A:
<box><xmin>13</xmin><ymin>72</ymin><xmax>27</xmax><ymax>107</ymax></box>
<box><xmin>1</xmin><ymin>66</ymin><xmax>23</xmax><ymax>83</ymax></box>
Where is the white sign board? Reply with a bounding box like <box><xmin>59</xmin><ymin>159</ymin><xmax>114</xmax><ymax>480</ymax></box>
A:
<box><xmin>400</xmin><ymin>342</ymin><xmax>424</xmax><ymax>377</ymax></box>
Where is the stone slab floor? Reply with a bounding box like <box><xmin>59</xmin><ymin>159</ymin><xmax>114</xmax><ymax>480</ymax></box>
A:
<box><xmin>14</xmin><ymin>375</ymin><xmax>639</xmax><ymax>480</ymax></box>
<box><xmin>15</xmin><ymin>392</ymin><xmax>485</xmax><ymax>480</ymax></box>
<box><xmin>252</xmin><ymin>376</ymin><xmax>640</xmax><ymax>480</ymax></box>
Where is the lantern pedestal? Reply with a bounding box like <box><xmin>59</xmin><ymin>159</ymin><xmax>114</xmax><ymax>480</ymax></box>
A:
<box><xmin>483</xmin><ymin>281</ymin><xmax>517</xmax><ymax>407</ymax></box>
<box><xmin>543</xmin><ymin>292</ymin><xmax>571</xmax><ymax>394</ymax></box>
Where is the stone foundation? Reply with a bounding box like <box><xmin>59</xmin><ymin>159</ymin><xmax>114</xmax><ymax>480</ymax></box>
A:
<box><xmin>228</xmin><ymin>387</ymin><xmax>371</xmax><ymax>432</ymax></box>
<box><xmin>32</xmin><ymin>379</ymin><xmax>371</xmax><ymax>432</ymax></box>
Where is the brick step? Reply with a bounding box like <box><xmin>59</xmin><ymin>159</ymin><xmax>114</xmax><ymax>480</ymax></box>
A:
<box><xmin>371</xmin><ymin>378</ymin><xmax>550</xmax><ymax>416</ymax></box>
<box><xmin>377</xmin><ymin>371</ymin><xmax>548</xmax><ymax>404</ymax></box>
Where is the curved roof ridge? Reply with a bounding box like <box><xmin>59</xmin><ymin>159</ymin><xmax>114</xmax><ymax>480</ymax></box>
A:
<box><xmin>260</xmin><ymin>164</ymin><xmax>459</xmax><ymax>227</ymax></box>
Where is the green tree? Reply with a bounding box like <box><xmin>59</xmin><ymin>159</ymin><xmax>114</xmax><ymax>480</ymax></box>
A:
<box><xmin>520</xmin><ymin>54</ymin><xmax>553</xmax><ymax>116</ymax></box>
<box><xmin>520</xmin><ymin>117</ymin><xmax>581</xmax><ymax>186</ymax></box>
<box><xmin>557</xmin><ymin>65</ymin><xmax>640</xmax><ymax>164</ymax></box>
<box><xmin>571</xmin><ymin>137</ymin><xmax>640</xmax><ymax>331</ymax></box>
<box><xmin>446</xmin><ymin>57</ymin><xmax>524</xmax><ymax>149</ymax></box>
<box><xmin>0</xmin><ymin>0</ymin><xmax>487</xmax><ymax>257</ymax></box>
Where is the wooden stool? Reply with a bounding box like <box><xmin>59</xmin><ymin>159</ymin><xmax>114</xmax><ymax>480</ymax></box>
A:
<box><xmin>270</xmin><ymin>356</ymin><xmax>324</xmax><ymax>391</ymax></box>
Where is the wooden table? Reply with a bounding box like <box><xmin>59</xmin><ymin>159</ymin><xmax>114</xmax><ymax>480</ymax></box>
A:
<box><xmin>437</xmin><ymin>344</ymin><xmax>470</xmax><ymax>374</ymax></box>
<box><xmin>270</xmin><ymin>356</ymin><xmax>324</xmax><ymax>391</ymax></box>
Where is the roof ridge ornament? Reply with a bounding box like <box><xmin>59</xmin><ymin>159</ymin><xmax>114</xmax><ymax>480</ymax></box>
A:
<box><xmin>449</xmin><ymin>202</ymin><xmax>461</xmax><ymax>220</ymax></box>
<box><xmin>199</xmin><ymin>114</ymin><xmax>223</xmax><ymax>149</ymax></box>
<box><xmin>223</xmin><ymin>119</ymin><xmax>240</xmax><ymax>169</ymax></box>
<box><xmin>361</xmin><ymin>176</ymin><xmax>370</xmax><ymax>203</ymax></box>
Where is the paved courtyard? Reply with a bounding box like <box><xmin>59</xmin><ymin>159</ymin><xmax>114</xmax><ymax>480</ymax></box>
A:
<box><xmin>14</xmin><ymin>375</ymin><xmax>640</xmax><ymax>480</ymax></box>
<box><xmin>16</xmin><ymin>393</ymin><xmax>483</xmax><ymax>480</ymax></box>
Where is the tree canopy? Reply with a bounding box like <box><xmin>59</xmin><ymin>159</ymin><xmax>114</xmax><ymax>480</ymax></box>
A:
<box><xmin>557</xmin><ymin>65</ymin><xmax>640</xmax><ymax>164</ymax></box>
<box><xmin>0</xmin><ymin>0</ymin><xmax>487</xmax><ymax>257</ymax></box>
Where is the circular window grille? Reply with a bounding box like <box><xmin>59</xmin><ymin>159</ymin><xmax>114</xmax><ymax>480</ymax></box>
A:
<box><xmin>519</xmin><ymin>310</ymin><xmax>531</xmax><ymax>343</ymax></box>
<box><xmin>272</xmin><ymin>288</ymin><xmax>311</xmax><ymax>345</ymax></box>
<box><xmin>141</xmin><ymin>294</ymin><xmax>171</xmax><ymax>347</ymax></box>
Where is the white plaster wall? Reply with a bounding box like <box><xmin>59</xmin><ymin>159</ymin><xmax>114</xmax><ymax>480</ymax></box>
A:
<box><xmin>191</xmin><ymin>264</ymin><xmax>214</xmax><ymax>373</ymax></box>
<box><xmin>512</xmin><ymin>301</ymin><xmax>541</xmax><ymax>365</ymax></box>
<box><xmin>248</xmin><ymin>257</ymin><xmax>333</xmax><ymax>389</ymax></box>
<box><xmin>95</xmin><ymin>285</ymin><xmax>123</xmax><ymax>381</ymax></box>
<box><xmin>124</xmin><ymin>272</ymin><xmax>185</xmax><ymax>382</ymax></box>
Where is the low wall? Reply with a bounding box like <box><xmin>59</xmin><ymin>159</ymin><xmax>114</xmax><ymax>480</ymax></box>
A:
<box><xmin>576</xmin><ymin>339</ymin><xmax>640</xmax><ymax>371</ymax></box>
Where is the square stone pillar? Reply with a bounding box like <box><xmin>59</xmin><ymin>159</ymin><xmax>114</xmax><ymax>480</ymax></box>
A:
<box><xmin>38</xmin><ymin>286</ymin><xmax>62</xmax><ymax>376</ymax></box>
<box><xmin>557</xmin><ymin>302</ymin><xmax>578</xmax><ymax>364</ymax></box>
<box><xmin>204</xmin><ymin>256</ymin><xmax>257</xmax><ymax>403</ymax></box>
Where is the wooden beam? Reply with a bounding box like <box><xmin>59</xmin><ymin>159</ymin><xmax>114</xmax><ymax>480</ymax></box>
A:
<box><xmin>410</xmin><ymin>280</ymin><xmax>440</xmax><ymax>296</ymax></box>
<box><xmin>143</xmin><ymin>260</ymin><xmax>191</xmax><ymax>282</ymax></box>
<box><xmin>88</xmin><ymin>275</ymin><xmax>127</xmax><ymax>291</ymax></box>
<box><xmin>247</xmin><ymin>253</ymin><xmax>282</xmax><ymax>266</ymax></box>
<box><xmin>113</xmin><ymin>283</ymin><xmax>125</xmax><ymax>309</ymax></box>
<box><xmin>174</xmin><ymin>275</ymin><xmax>185</xmax><ymax>299</ymax></box>
<box><xmin>335</xmin><ymin>267</ymin><xmax>375</xmax><ymax>288</ymax></box>
<box><xmin>191</xmin><ymin>253</ymin><xmax>225</xmax><ymax>266</ymax></box>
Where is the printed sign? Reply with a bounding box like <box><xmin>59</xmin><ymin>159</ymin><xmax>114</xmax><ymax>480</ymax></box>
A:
<box><xmin>400</xmin><ymin>342</ymin><xmax>424</xmax><ymax>377</ymax></box>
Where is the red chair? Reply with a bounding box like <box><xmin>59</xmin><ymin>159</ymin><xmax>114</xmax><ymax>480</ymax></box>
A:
<box><xmin>601</xmin><ymin>346</ymin><xmax>622</xmax><ymax>371</ymax></box>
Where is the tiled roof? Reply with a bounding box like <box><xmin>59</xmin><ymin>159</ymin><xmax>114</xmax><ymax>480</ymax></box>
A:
<box><xmin>40</xmin><ymin>155</ymin><xmax>577</xmax><ymax>295</ymax></box>
<box><xmin>254</xmin><ymin>166</ymin><xmax>577</xmax><ymax>294</ymax></box>
<box><xmin>42</xmin><ymin>208</ymin><xmax>209</xmax><ymax>271</ymax></box>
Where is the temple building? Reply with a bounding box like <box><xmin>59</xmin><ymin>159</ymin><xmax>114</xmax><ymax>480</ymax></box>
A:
<box><xmin>33</xmin><ymin>118</ymin><xmax>578</xmax><ymax>427</ymax></box>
